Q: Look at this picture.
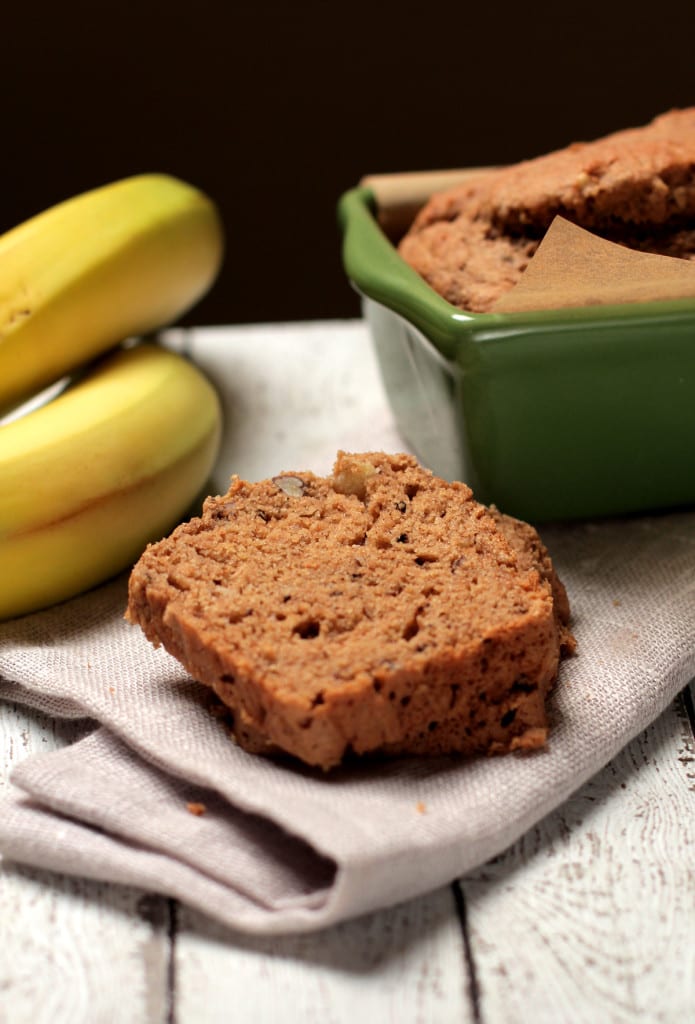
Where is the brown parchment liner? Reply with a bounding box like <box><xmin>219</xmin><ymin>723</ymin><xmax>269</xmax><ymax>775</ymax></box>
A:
<box><xmin>491</xmin><ymin>217</ymin><xmax>695</xmax><ymax>313</ymax></box>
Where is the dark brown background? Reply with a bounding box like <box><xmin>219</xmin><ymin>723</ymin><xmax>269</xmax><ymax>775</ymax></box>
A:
<box><xmin>3</xmin><ymin>1</ymin><xmax>693</xmax><ymax>325</ymax></box>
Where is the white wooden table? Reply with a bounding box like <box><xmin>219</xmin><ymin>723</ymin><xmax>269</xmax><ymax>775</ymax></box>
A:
<box><xmin>1</xmin><ymin>322</ymin><xmax>694</xmax><ymax>1023</ymax></box>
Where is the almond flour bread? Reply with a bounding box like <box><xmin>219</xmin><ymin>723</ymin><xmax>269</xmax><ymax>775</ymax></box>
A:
<box><xmin>126</xmin><ymin>452</ymin><xmax>574</xmax><ymax>770</ymax></box>
<box><xmin>399</xmin><ymin>107</ymin><xmax>695</xmax><ymax>312</ymax></box>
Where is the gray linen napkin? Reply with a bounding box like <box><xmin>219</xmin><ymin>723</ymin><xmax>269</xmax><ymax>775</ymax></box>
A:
<box><xmin>1</xmin><ymin>508</ymin><xmax>694</xmax><ymax>934</ymax></box>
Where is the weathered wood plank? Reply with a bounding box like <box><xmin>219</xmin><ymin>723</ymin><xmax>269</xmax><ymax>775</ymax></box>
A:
<box><xmin>1</xmin><ymin>670</ymin><xmax>692</xmax><ymax>1024</ymax></box>
<box><xmin>174</xmin><ymin>886</ymin><xmax>473</xmax><ymax>1024</ymax></box>
<box><xmin>0</xmin><ymin>702</ymin><xmax>172</xmax><ymax>1024</ymax></box>
<box><xmin>1</xmin><ymin>322</ymin><xmax>692</xmax><ymax>1023</ymax></box>
<box><xmin>460</xmin><ymin>693</ymin><xmax>695</xmax><ymax>1024</ymax></box>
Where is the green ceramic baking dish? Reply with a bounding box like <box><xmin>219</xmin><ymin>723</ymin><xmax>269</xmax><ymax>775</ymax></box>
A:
<box><xmin>337</xmin><ymin>175</ymin><xmax>695</xmax><ymax>523</ymax></box>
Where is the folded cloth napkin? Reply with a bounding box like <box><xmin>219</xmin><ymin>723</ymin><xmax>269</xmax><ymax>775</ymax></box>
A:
<box><xmin>1</xmin><ymin>509</ymin><xmax>694</xmax><ymax>934</ymax></box>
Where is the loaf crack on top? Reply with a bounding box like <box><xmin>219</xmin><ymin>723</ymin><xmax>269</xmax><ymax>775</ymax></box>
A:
<box><xmin>126</xmin><ymin>451</ymin><xmax>574</xmax><ymax>770</ymax></box>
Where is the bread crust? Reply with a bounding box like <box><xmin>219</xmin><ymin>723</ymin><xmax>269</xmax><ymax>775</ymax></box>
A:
<box><xmin>399</xmin><ymin>108</ymin><xmax>695</xmax><ymax>312</ymax></box>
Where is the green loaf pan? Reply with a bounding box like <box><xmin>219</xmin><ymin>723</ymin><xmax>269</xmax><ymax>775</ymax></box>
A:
<box><xmin>338</xmin><ymin>170</ymin><xmax>695</xmax><ymax>523</ymax></box>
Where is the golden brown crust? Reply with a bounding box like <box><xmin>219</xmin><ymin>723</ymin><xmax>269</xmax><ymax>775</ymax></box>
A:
<box><xmin>482</xmin><ymin>108</ymin><xmax>695</xmax><ymax>231</ymax></box>
<box><xmin>398</xmin><ymin>108</ymin><xmax>695</xmax><ymax>313</ymax></box>
<box><xmin>127</xmin><ymin>452</ymin><xmax>574</xmax><ymax>769</ymax></box>
<box><xmin>488</xmin><ymin>507</ymin><xmax>575</xmax><ymax>656</ymax></box>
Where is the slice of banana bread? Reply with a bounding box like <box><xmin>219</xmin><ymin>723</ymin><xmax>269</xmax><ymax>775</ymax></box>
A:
<box><xmin>126</xmin><ymin>452</ymin><xmax>573</xmax><ymax>769</ymax></box>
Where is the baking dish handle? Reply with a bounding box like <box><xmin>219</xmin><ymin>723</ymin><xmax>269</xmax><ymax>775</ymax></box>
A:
<box><xmin>337</xmin><ymin>186</ymin><xmax>480</xmax><ymax>360</ymax></box>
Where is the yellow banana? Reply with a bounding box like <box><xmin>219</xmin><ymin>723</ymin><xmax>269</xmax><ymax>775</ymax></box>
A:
<box><xmin>0</xmin><ymin>342</ymin><xmax>222</xmax><ymax>620</ymax></box>
<box><xmin>0</xmin><ymin>174</ymin><xmax>224</xmax><ymax>412</ymax></box>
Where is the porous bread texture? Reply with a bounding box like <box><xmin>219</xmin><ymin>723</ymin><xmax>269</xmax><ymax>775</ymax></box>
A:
<box><xmin>126</xmin><ymin>452</ymin><xmax>574</xmax><ymax>770</ymax></box>
<box><xmin>399</xmin><ymin>107</ymin><xmax>695</xmax><ymax>313</ymax></box>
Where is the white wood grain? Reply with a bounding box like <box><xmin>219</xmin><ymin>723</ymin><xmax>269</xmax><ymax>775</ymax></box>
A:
<box><xmin>0</xmin><ymin>702</ymin><xmax>172</xmax><ymax>1024</ymax></box>
<box><xmin>1</xmin><ymin>325</ymin><xmax>693</xmax><ymax>1024</ymax></box>
<box><xmin>173</xmin><ymin>887</ymin><xmax>472</xmax><ymax>1024</ymax></box>
<box><xmin>460</xmin><ymin>692</ymin><xmax>695</xmax><ymax>1024</ymax></box>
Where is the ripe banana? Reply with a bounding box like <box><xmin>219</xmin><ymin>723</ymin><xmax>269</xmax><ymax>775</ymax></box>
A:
<box><xmin>0</xmin><ymin>174</ymin><xmax>224</xmax><ymax>412</ymax></box>
<box><xmin>0</xmin><ymin>342</ymin><xmax>222</xmax><ymax>620</ymax></box>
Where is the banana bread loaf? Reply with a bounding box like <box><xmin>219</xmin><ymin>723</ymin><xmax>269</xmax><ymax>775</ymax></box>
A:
<box><xmin>399</xmin><ymin>107</ymin><xmax>695</xmax><ymax>312</ymax></box>
<box><xmin>126</xmin><ymin>452</ymin><xmax>574</xmax><ymax>769</ymax></box>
